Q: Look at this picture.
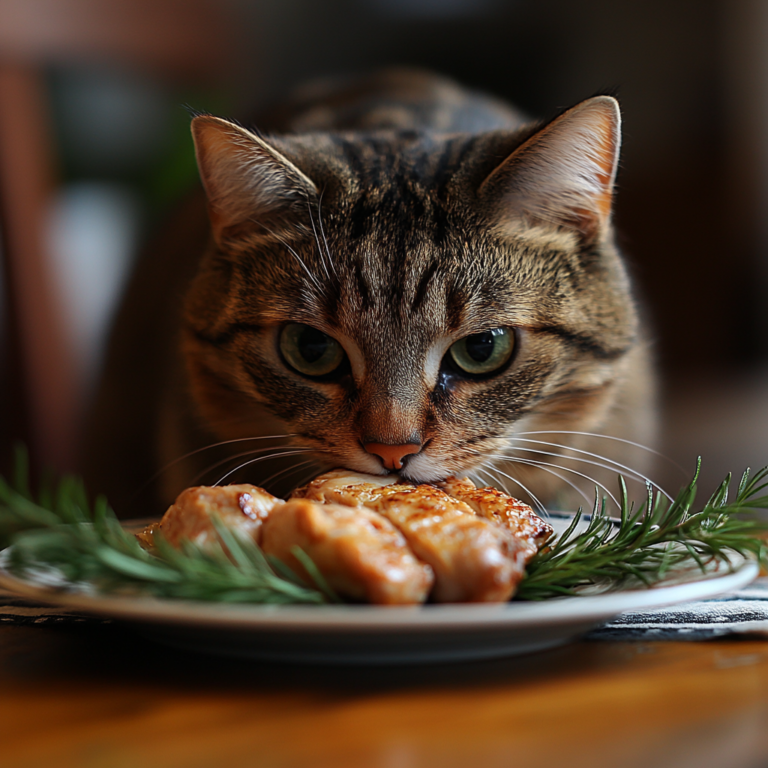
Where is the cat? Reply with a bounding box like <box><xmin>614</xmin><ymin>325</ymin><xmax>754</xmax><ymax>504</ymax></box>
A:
<box><xmin>82</xmin><ymin>69</ymin><xmax>656</xmax><ymax>517</ymax></box>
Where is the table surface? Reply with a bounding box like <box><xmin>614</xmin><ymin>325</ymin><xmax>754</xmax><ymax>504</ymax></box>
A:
<box><xmin>1</xmin><ymin>623</ymin><xmax>767</xmax><ymax>768</ymax></box>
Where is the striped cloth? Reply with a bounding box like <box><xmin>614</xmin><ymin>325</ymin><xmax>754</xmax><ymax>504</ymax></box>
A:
<box><xmin>2</xmin><ymin>578</ymin><xmax>767</xmax><ymax>640</ymax></box>
<box><xmin>0</xmin><ymin>590</ymin><xmax>108</xmax><ymax>627</ymax></box>
<box><xmin>586</xmin><ymin>577</ymin><xmax>768</xmax><ymax>641</ymax></box>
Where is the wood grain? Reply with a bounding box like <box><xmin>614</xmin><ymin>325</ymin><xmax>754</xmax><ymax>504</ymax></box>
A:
<box><xmin>1</xmin><ymin>624</ymin><xmax>767</xmax><ymax>768</ymax></box>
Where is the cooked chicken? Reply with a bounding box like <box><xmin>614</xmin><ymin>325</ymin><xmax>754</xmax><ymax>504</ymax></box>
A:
<box><xmin>295</xmin><ymin>471</ymin><xmax>530</xmax><ymax>603</ymax></box>
<box><xmin>372</xmin><ymin>486</ymin><xmax>530</xmax><ymax>603</ymax></box>
<box><xmin>157</xmin><ymin>469</ymin><xmax>550</xmax><ymax>605</ymax></box>
<box><xmin>260</xmin><ymin>499</ymin><xmax>434</xmax><ymax>605</ymax></box>
<box><xmin>437</xmin><ymin>476</ymin><xmax>553</xmax><ymax>560</ymax></box>
<box><xmin>159</xmin><ymin>478</ymin><xmax>433</xmax><ymax>605</ymax></box>
<box><xmin>292</xmin><ymin>469</ymin><xmax>409</xmax><ymax>505</ymax></box>
<box><xmin>160</xmin><ymin>484</ymin><xmax>284</xmax><ymax>548</ymax></box>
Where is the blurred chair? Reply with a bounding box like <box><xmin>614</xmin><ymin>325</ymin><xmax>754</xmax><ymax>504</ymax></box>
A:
<box><xmin>0</xmin><ymin>0</ymin><xmax>241</xmax><ymax>472</ymax></box>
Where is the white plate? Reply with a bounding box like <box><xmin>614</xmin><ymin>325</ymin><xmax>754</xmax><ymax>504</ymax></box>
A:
<box><xmin>0</xmin><ymin>514</ymin><xmax>759</xmax><ymax>665</ymax></box>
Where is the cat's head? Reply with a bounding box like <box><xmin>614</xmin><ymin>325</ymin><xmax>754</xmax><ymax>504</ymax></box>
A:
<box><xmin>183</xmin><ymin>96</ymin><xmax>640</xmax><ymax>488</ymax></box>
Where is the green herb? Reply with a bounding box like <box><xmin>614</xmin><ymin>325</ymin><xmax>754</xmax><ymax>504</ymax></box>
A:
<box><xmin>517</xmin><ymin>461</ymin><xmax>768</xmax><ymax>600</ymax></box>
<box><xmin>0</xmin><ymin>448</ymin><xmax>327</xmax><ymax>604</ymax></box>
<box><xmin>0</xmin><ymin>448</ymin><xmax>765</xmax><ymax>604</ymax></box>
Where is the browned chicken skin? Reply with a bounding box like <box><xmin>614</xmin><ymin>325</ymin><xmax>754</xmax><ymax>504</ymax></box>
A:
<box><xmin>260</xmin><ymin>499</ymin><xmax>434</xmax><ymax>605</ymax></box>
<box><xmin>436</xmin><ymin>476</ymin><xmax>553</xmax><ymax>560</ymax></box>
<box><xmin>157</xmin><ymin>469</ymin><xmax>552</xmax><ymax>604</ymax></box>
<box><xmin>294</xmin><ymin>470</ymin><xmax>535</xmax><ymax>603</ymax></box>
<box><xmin>160</xmin><ymin>484</ymin><xmax>284</xmax><ymax>548</ymax></box>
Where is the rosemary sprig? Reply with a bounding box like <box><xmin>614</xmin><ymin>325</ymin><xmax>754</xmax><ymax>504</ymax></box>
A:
<box><xmin>0</xmin><ymin>449</ymin><xmax>765</xmax><ymax>604</ymax></box>
<box><xmin>517</xmin><ymin>461</ymin><xmax>768</xmax><ymax>600</ymax></box>
<box><xmin>0</xmin><ymin>449</ymin><xmax>327</xmax><ymax>604</ymax></box>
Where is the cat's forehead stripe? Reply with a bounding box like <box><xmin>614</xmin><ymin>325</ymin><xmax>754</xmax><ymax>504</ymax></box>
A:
<box><xmin>534</xmin><ymin>325</ymin><xmax>634</xmax><ymax>361</ymax></box>
<box><xmin>353</xmin><ymin>258</ymin><xmax>373</xmax><ymax>310</ymax></box>
<box><xmin>445</xmin><ymin>283</ymin><xmax>466</xmax><ymax>331</ymax></box>
<box><xmin>410</xmin><ymin>260</ymin><xmax>439</xmax><ymax>313</ymax></box>
<box><xmin>333</xmin><ymin>133</ymin><xmax>471</xmax><ymax>195</ymax></box>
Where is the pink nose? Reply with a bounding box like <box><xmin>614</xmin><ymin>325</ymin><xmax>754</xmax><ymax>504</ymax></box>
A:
<box><xmin>364</xmin><ymin>442</ymin><xmax>422</xmax><ymax>471</ymax></box>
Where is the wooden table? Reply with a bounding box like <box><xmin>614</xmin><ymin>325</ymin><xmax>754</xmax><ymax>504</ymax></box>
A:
<box><xmin>1</xmin><ymin>622</ymin><xmax>767</xmax><ymax>768</ymax></box>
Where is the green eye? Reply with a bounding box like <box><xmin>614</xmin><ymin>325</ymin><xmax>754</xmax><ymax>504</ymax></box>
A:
<box><xmin>449</xmin><ymin>328</ymin><xmax>515</xmax><ymax>375</ymax></box>
<box><xmin>279</xmin><ymin>323</ymin><xmax>345</xmax><ymax>377</ymax></box>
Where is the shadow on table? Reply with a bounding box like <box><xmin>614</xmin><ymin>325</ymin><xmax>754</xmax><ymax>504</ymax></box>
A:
<box><xmin>0</xmin><ymin>620</ymin><xmax>656</xmax><ymax>693</ymax></box>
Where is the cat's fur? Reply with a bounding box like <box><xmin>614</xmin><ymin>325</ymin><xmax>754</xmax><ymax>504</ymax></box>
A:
<box><xmin>83</xmin><ymin>70</ymin><xmax>656</xmax><ymax>515</ymax></box>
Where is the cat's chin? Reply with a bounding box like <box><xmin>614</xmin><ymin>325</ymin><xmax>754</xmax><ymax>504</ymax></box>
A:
<box><xmin>332</xmin><ymin>452</ymin><xmax>461</xmax><ymax>484</ymax></box>
<box><xmin>397</xmin><ymin>453</ymin><xmax>463</xmax><ymax>484</ymax></box>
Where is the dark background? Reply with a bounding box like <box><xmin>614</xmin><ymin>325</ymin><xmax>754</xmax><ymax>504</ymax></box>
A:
<box><xmin>1</xmin><ymin>0</ymin><xmax>766</xmax><ymax>501</ymax></box>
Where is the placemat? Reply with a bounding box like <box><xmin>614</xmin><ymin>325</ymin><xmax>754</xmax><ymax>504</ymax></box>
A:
<box><xmin>586</xmin><ymin>577</ymin><xmax>768</xmax><ymax>640</ymax></box>
<box><xmin>0</xmin><ymin>590</ymin><xmax>108</xmax><ymax>626</ymax></box>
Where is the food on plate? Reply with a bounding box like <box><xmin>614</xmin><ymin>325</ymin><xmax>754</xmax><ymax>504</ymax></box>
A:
<box><xmin>260</xmin><ymin>499</ymin><xmax>434</xmax><ymax>605</ymax></box>
<box><xmin>436</xmin><ymin>476</ymin><xmax>553</xmax><ymax>560</ymax></box>
<box><xmin>160</xmin><ymin>484</ymin><xmax>284</xmax><ymax>548</ymax></box>
<box><xmin>294</xmin><ymin>470</ymin><xmax>539</xmax><ymax>602</ymax></box>
<box><xmin>292</xmin><ymin>470</ymin><xmax>408</xmax><ymax>505</ymax></box>
<box><xmin>155</xmin><ymin>469</ymin><xmax>553</xmax><ymax>604</ymax></box>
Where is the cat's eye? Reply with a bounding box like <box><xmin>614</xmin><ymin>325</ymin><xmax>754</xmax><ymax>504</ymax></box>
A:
<box><xmin>279</xmin><ymin>323</ymin><xmax>345</xmax><ymax>377</ymax></box>
<box><xmin>448</xmin><ymin>328</ymin><xmax>515</xmax><ymax>376</ymax></box>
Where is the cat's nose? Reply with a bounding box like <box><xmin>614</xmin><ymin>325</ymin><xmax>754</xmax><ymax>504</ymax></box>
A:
<box><xmin>364</xmin><ymin>442</ymin><xmax>422</xmax><ymax>471</ymax></box>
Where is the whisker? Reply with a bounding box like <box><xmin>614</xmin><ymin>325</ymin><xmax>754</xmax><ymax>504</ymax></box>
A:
<box><xmin>279</xmin><ymin>237</ymin><xmax>322</xmax><ymax>291</ymax></box>
<box><xmin>497</xmin><ymin>440</ymin><xmax>673</xmax><ymax>503</ymax></box>
<box><xmin>515</xmin><ymin>430</ymin><xmax>687</xmax><ymax>477</ymax></box>
<box><xmin>465</xmin><ymin>470</ymin><xmax>487</xmax><ymax>489</ymax></box>
<box><xmin>248</xmin><ymin>219</ymin><xmax>323</xmax><ymax>292</ymax></box>
<box><xmin>133</xmin><ymin>434</ymin><xmax>296</xmax><ymax>497</ymax></box>
<box><xmin>258</xmin><ymin>458</ymin><xmax>319</xmax><ymax>491</ymax></box>
<box><xmin>262</xmin><ymin>225</ymin><xmax>322</xmax><ymax>292</ymax></box>
<box><xmin>155</xmin><ymin>435</ymin><xmax>295</xmax><ymax>471</ymax></box>
<box><xmin>474</xmin><ymin>466</ymin><xmax>512</xmax><ymax>495</ymax></box>
<box><xmin>190</xmin><ymin>444</ymin><xmax>302</xmax><ymax>485</ymax></box>
<box><xmin>474</xmin><ymin>466</ymin><xmax>503</xmax><ymax>491</ymax></box>
<box><xmin>476</xmin><ymin>466</ymin><xmax>549</xmax><ymax>517</ymax></box>
<box><xmin>494</xmin><ymin>456</ymin><xmax>592</xmax><ymax>509</ymax></box>
<box><xmin>213</xmin><ymin>450</ymin><xmax>310</xmax><ymax>486</ymax></box>
<box><xmin>496</xmin><ymin>456</ymin><xmax>620</xmax><ymax>510</ymax></box>
<box><xmin>316</xmin><ymin>191</ymin><xmax>338</xmax><ymax>277</ymax></box>
<box><xmin>306</xmin><ymin>200</ymin><xmax>331</xmax><ymax>281</ymax></box>
<box><xmin>291</xmin><ymin>462</ymin><xmax>326</xmax><ymax>493</ymax></box>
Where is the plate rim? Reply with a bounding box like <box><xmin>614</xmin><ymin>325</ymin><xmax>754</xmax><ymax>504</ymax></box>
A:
<box><xmin>0</xmin><ymin>553</ymin><xmax>758</xmax><ymax>633</ymax></box>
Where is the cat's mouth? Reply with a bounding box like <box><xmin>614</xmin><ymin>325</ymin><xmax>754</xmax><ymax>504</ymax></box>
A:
<box><xmin>358</xmin><ymin>437</ymin><xmax>433</xmax><ymax>474</ymax></box>
<box><xmin>349</xmin><ymin>438</ymin><xmax>464</xmax><ymax>485</ymax></box>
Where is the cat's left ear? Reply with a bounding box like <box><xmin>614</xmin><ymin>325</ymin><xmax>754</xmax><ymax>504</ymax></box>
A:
<box><xmin>479</xmin><ymin>96</ymin><xmax>620</xmax><ymax>243</ymax></box>
<box><xmin>191</xmin><ymin>115</ymin><xmax>318</xmax><ymax>243</ymax></box>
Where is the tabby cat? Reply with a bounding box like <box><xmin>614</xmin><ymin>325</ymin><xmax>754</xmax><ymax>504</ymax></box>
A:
<box><xmin>83</xmin><ymin>70</ymin><xmax>656</xmax><ymax>516</ymax></box>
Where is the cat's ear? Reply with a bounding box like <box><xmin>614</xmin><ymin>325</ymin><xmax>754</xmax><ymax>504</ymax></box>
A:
<box><xmin>191</xmin><ymin>115</ymin><xmax>318</xmax><ymax>243</ymax></box>
<box><xmin>479</xmin><ymin>96</ymin><xmax>620</xmax><ymax>242</ymax></box>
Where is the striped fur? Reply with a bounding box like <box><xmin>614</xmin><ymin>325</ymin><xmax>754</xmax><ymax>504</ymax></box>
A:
<box><xmin>84</xmin><ymin>70</ymin><xmax>655</xmax><ymax>513</ymax></box>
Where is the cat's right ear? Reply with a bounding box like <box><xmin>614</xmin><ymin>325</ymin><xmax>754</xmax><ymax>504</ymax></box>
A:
<box><xmin>191</xmin><ymin>115</ymin><xmax>318</xmax><ymax>243</ymax></box>
<box><xmin>479</xmin><ymin>96</ymin><xmax>621</xmax><ymax>244</ymax></box>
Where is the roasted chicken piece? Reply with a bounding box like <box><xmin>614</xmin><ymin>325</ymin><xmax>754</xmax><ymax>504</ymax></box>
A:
<box><xmin>260</xmin><ymin>499</ymin><xmax>434</xmax><ymax>605</ymax></box>
<box><xmin>295</xmin><ymin>470</ymin><xmax>530</xmax><ymax>603</ymax></box>
<box><xmin>158</xmin><ymin>479</ymin><xmax>433</xmax><ymax>605</ymax></box>
<box><xmin>158</xmin><ymin>469</ymin><xmax>550</xmax><ymax>605</ymax></box>
<box><xmin>371</xmin><ymin>486</ymin><xmax>530</xmax><ymax>603</ymax></box>
<box><xmin>160</xmin><ymin>484</ymin><xmax>284</xmax><ymax>548</ymax></box>
<box><xmin>292</xmin><ymin>469</ymin><xmax>409</xmax><ymax>505</ymax></box>
<box><xmin>437</xmin><ymin>476</ymin><xmax>553</xmax><ymax>560</ymax></box>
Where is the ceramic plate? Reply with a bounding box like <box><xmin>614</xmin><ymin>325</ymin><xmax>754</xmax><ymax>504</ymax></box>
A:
<box><xmin>0</xmin><ymin>514</ymin><xmax>758</xmax><ymax>664</ymax></box>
